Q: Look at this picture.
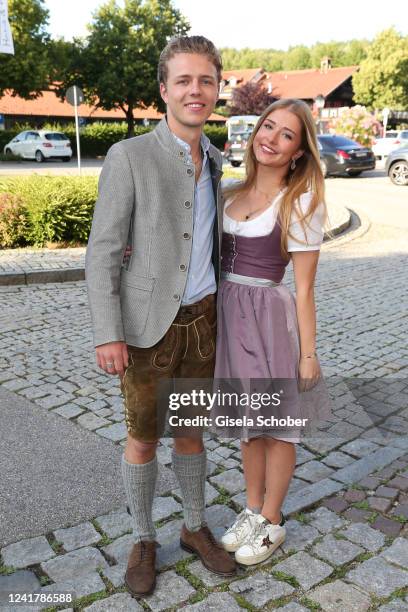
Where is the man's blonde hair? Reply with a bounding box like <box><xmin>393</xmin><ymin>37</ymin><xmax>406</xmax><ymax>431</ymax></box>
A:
<box><xmin>158</xmin><ymin>35</ymin><xmax>223</xmax><ymax>84</ymax></box>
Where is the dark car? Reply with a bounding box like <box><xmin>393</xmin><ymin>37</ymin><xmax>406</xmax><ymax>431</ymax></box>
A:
<box><xmin>385</xmin><ymin>147</ymin><xmax>408</xmax><ymax>186</ymax></box>
<box><xmin>317</xmin><ymin>135</ymin><xmax>375</xmax><ymax>178</ymax></box>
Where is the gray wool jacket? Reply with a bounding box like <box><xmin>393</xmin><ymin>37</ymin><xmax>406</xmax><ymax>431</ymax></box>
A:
<box><xmin>85</xmin><ymin>118</ymin><xmax>224</xmax><ymax>348</ymax></box>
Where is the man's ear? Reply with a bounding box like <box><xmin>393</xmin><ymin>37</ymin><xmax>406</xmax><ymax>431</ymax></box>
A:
<box><xmin>159</xmin><ymin>82</ymin><xmax>168</xmax><ymax>104</ymax></box>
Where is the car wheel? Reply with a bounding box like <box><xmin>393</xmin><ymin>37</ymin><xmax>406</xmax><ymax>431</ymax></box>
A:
<box><xmin>389</xmin><ymin>161</ymin><xmax>408</xmax><ymax>186</ymax></box>
<box><xmin>347</xmin><ymin>171</ymin><xmax>362</xmax><ymax>177</ymax></box>
<box><xmin>5</xmin><ymin>148</ymin><xmax>12</xmax><ymax>156</ymax></box>
<box><xmin>35</xmin><ymin>150</ymin><xmax>45</xmax><ymax>163</ymax></box>
<box><xmin>62</xmin><ymin>157</ymin><xmax>71</xmax><ymax>162</ymax></box>
<box><xmin>231</xmin><ymin>160</ymin><xmax>241</xmax><ymax>167</ymax></box>
<box><xmin>320</xmin><ymin>159</ymin><xmax>328</xmax><ymax>178</ymax></box>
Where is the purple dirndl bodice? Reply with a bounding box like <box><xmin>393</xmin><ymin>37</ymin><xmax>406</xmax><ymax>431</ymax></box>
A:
<box><xmin>220</xmin><ymin>223</ymin><xmax>289</xmax><ymax>283</ymax></box>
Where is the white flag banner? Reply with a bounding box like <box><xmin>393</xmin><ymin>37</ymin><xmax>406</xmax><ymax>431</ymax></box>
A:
<box><xmin>0</xmin><ymin>0</ymin><xmax>14</xmax><ymax>55</ymax></box>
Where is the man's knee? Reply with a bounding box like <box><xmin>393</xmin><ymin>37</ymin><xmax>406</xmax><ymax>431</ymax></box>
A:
<box><xmin>125</xmin><ymin>434</ymin><xmax>158</xmax><ymax>463</ymax></box>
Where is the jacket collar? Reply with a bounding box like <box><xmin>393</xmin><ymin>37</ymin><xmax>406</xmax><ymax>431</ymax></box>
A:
<box><xmin>154</xmin><ymin>117</ymin><xmax>222</xmax><ymax>173</ymax></box>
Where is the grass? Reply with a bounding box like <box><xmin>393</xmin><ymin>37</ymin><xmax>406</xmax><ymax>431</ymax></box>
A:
<box><xmin>212</xmin><ymin>485</ymin><xmax>233</xmax><ymax>506</ymax></box>
<box><xmin>0</xmin><ymin>152</ymin><xmax>23</xmax><ymax>162</ymax></box>
<box><xmin>367</xmin><ymin>511</ymin><xmax>378</xmax><ymax>524</ymax></box>
<box><xmin>300</xmin><ymin>596</ymin><xmax>322</xmax><ymax>610</ymax></box>
<box><xmin>272</xmin><ymin>570</ymin><xmax>300</xmax><ymax>588</ymax></box>
<box><xmin>293</xmin><ymin>512</ymin><xmax>311</xmax><ymax>524</ymax></box>
<box><xmin>393</xmin><ymin>514</ymin><xmax>408</xmax><ymax>524</ymax></box>
<box><xmin>71</xmin><ymin>589</ymin><xmax>108</xmax><ymax>610</ymax></box>
<box><xmin>352</xmin><ymin>500</ymin><xmax>370</xmax><ymax>510</ymax></box>
<box><xmin>0</xmin><ymin>563</ymin><xmax>15</xmax><ymax>575</ymax></box>
<box><xmin>232</xmin><ymin>594</ymin><xmax>256</xmax><ymax>611</ymax></box>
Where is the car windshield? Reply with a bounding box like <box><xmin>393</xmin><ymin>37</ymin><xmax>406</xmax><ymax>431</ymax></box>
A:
<box><xmin>44</xmin><ymin>133</ymin><xmax>67</xmax><ymax>141</ymax></box>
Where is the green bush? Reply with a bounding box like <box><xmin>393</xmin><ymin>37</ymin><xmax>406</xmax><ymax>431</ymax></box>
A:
<box><xmin>0</xmin><ymin>176</ymin><xmax>98</xmax><ymax>247</ymax></box>
<box><xmin>0</xmin><ymin>193</ymin><xmax>28</xmax><ymax>248</ymax></box>
<box><xmin>0</xmin><ymin>152</ymin><xmax>23</xmax><ymax>162</ymax></box>
<box><xmin>203</xmin><ymin>125</ymin><xmax>228</xmax><ymax>151</ymax></box>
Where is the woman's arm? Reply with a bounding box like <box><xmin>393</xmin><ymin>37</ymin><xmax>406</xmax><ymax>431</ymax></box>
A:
<box><xmin>291</xmin><ymin>250</ymin><xmax>321</xmax><ymax>389</ymax></box>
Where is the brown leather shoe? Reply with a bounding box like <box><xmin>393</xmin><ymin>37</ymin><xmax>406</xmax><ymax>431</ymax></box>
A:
<box><xmin>180</xmin><ymin>524</ymin><xmax>236</xmax><ymax>576</ymax></box>
<box><xmin>125</xmin><ymin>540</ymin><xmax>156</xmax><ymax>596</ymax></box>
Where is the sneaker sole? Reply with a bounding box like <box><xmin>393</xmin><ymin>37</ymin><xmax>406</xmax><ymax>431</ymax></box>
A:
<box><xmin>180</xmin><ymin>539</ymin><xmax>236</xmax><ymax>576</ymax></box>
<box><xmin>221</xmin><ymin>541</ymin><xmax>241</xmax><ymax>553</ymax></box>
<box><xmin>235</xmin><ymin>534</ymin><xmax>285</xmax><ymax>566</ymax></box>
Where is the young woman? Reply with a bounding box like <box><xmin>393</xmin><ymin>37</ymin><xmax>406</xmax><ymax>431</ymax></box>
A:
<box><xmin>215</xmin><ymin>98</ymin><xmax>327</xmax><ymax>565</ymax></box>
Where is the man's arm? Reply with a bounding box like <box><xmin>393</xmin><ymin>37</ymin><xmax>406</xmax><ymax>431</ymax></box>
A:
<box><xmin>85</xmin><ymin>142</ymin><xmax>134</xmax><ymax>377</ymax></box>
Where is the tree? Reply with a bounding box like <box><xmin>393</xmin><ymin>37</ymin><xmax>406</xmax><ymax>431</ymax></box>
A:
<box><xmin>352</xmin><ymin>28</ymin><xmax>408</xmax><ymax>110</ymax></box>
<box><xmin>283</xmin><ymin>46</ymin><xmax>312</xmax><ymax>71</ymax></box>
<box><xmin>60</xmin><ymin>0</ymin><xmax>189</xmax><ymax>137</ymax></box>
<box><xmin>229</xmin><ymin>81</ymin><xmax>276</xmax><ymax>116</ymax></box>
<box><xmin>0</xmin><ymin>0</ymin><xmax>50</xmax><ymax>98</ymax></box>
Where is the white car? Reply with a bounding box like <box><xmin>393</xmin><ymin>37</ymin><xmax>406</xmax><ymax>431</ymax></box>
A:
<box><xmin>3</xmin><ymin>130</ymin><xmax>72</xmax><ymax>162</ymax></box>
<box><xmin>372</xmin><ymin>130</ymin><xmax>408</xmax><ymax>162</ymax></box>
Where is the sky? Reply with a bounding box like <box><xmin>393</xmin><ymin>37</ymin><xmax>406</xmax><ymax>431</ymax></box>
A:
<box><xmin>44</xmin><ymin>0</ymin><xmax>408</xmax><ymax>50</ymax></box>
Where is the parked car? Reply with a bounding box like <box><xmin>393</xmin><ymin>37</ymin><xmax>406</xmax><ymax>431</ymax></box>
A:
<box><xmin>3</xmin><ymin>130</ymin><xmax>72</xmax><ymax>162</ymax></box>
<box><xmin>317</xmin><ymin>135</ymin><xmax>375</xmax><ymax>177</ymax></box>
<box><xmin>224</xmin><ymin>115</ymin><xmax>258</xmax><ymax>167</ymax></box>
<box><xmin>372</xmin><ymin>130</ymin><xmax>408</xmax><ymax>162</ymax></box>
<box><xmin>385</xmin><ymin>147</ymin><xmax>408</xmax><ymax>186</ymax></box>
<box><xmin>224</xmin><ymin>132</ymin><xmax>250</xmax><ymax>167</ymax></box>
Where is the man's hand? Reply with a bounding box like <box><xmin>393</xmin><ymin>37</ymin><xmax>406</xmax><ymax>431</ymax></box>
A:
<box><xmin>96</xmin><ymin>341</ymin><xmax>129</xmax><ymax>379</ymax></box>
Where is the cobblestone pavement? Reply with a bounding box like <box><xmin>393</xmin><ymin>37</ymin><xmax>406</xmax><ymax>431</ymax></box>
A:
<box><xmin>1</xmin><ymin>216</ymin><xmax>408</xmax><ymax>610</ymax></box>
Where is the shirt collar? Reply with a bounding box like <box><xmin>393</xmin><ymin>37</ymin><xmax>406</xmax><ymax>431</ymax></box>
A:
<box><xmin>172</xmin><ymin>131</ymin><xmax>211</xmax><ymax>157</ymax></box>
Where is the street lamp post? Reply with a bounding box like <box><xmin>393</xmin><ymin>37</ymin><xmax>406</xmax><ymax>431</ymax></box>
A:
<box><xmin>315</xmin><ymin>95</ymin><xmax>325</xmax><ymax>134</ymax></box>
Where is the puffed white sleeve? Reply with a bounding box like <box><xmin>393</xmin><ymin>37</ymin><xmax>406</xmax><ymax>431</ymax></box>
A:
<box><xmin>287</xmin><ymin>191</ymin><xmax>325</xmax><ymax>252</ymax></box>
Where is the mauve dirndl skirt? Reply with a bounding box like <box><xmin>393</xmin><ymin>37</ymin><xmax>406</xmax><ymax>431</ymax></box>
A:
<box><xmin>213</xmin><ymin>276</ymin><xmax>302</xmax><ymax>443</ymax></box>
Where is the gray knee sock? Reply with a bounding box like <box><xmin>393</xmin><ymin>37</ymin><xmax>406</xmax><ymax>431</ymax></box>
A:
<box><xmin>172</xmin><ymin>450</ymin><xmax>206</xmax><ymax>532</ymax></box>
<box><xmin>121</xmin><ymin>454</ymin><xmax>157</xmax><ymax>542</ymax></box>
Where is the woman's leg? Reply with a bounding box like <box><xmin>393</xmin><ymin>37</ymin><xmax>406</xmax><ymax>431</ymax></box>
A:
<box><xmin>241</xmin><ymin>437</ymin><xmax>266</xmax><ymax>511</ymax></box>
<box><xmin>262</xmin><ymin>438</ymin><xmax>296</xmax><ymax>524</ymax></box>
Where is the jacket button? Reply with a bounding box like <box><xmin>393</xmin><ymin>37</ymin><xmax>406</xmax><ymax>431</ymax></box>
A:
<box><xmin>179</xmin><ymin>264</ymin><xmax>186</xmax><ymax>271</ymax></box>
<box><xmin>173</xmin><ymin>294</ymin><xmax>180</xmax><ymax>301</ymax></box>
<box><xmin>184</xmin><ymin>201</ymin><xmax>192</xmax><ymax>208</ymax></box>
<box><xmin>187</xmin><ymin>168</ymin><xmax>194</xmax><ymax>176</ymax></box>
<box><xmin>183</xmin><ymin>232</ymin><xmax>191</xmax><ymax>239</ymax></box>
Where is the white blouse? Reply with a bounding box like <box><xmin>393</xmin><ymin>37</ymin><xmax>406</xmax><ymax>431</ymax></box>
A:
<box><xmin>223</xmin><ymin>189</ymin><xmax>325</xmax><ymax>252</ymax></box>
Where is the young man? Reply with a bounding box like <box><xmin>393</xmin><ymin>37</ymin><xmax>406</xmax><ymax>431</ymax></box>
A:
<box><xmin>85</xmin><ymin>36</ymin><xmax>236</xmax><ymax>596</ymax></box>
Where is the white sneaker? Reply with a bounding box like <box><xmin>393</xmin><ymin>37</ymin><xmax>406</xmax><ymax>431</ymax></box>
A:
<box><xmin>235</xmin><ymin>513</ymin><xmax>286</xmax><ymax>565</ymax></box>
<box><xmin>221</xmin><ymin>508</ymin><xmax>258</xmax><ymax>552</ymax></box>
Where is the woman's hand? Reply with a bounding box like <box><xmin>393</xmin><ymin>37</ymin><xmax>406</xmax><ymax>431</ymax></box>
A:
<box><xmin>298</xmin><ymin>354</ymin><xmax>321</xmax><ymax>392</ymax></box>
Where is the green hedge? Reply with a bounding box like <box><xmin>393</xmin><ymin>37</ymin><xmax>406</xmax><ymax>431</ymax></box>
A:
<box><xmin>0</xmin><ymin>121</ymin><xmax>227</xmax><ymax>157</ymax></box>
<box><xmin>0</xmin><ymin>176</ymin><xmax>98</xmax><ymax>247</ymax></box>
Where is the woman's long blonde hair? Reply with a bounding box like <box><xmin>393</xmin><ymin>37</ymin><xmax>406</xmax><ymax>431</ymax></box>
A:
<box><xmin>225</xmin><ymin>98</ymin><xmax>327</xmax><ymax>259</ymax></box>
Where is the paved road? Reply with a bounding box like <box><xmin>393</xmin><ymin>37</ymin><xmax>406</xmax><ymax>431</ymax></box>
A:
<box><xmin>0</xmin><ymin>179</ymin><xmax>408</xmax><ymax>610</ymax></box>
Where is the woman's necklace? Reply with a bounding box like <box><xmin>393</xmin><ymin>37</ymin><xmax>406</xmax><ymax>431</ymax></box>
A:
<box><xmin>244</xmin><ymin>185</ymin><xmax>284</xmax><ymax>220</ymax></box>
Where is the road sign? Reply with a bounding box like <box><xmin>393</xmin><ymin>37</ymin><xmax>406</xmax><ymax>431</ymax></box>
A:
<box><xmin>66</xmin><ymin>86</ymin><xmax>84</xmax><ymax>107</ymax></box>
<box><xmin>65</xmin><ymin>86</ymin><xmax>84</xmax><ymax>175</ymax></box>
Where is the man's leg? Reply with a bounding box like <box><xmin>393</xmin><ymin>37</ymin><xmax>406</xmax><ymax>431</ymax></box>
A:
<box><xmin>172</xmin><ymin>437</ymin><xmax>206</xmax><ymax>532</ymax></box>
<box><xmin>120</xmin><ymin>327</ymin><xmax>179</xmax><ymax>595</ymax></box>
<box><xmin>122</xmin><ymin>435</ymin><xmax>158</xmax><ymax>544</ymax></box>
<box><xmin>173</xmin><ymin>297</ymin><xmax>236</xmax><ymax>575</ymax></box>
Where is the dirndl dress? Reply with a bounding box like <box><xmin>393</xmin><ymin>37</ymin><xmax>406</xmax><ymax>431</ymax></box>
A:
<box><xmin>212</xmin><ymin>191</ymin><xmax>328</xmax><ymax>443</ymax></box>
